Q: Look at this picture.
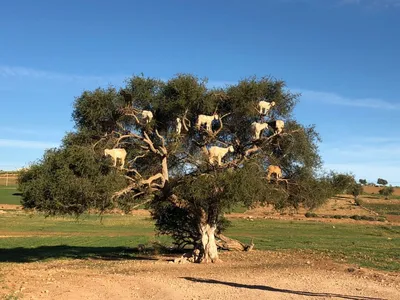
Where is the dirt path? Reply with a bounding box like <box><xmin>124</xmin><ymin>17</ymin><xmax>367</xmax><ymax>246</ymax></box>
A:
<box><xmin>1</xmin><ymin>251</ymin><xmax>399</xmax><ymax>300</ymax></box>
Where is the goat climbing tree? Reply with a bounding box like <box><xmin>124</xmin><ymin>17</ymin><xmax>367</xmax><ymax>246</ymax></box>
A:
<box><xmin>19</xmin><ymin>74</ymin><xmax>336</xmax><ymax>263</ymax></box>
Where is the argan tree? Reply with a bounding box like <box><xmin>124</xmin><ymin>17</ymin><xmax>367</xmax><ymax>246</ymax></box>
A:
<box><xmin>377</xmin><ymin>178</ymin><xmax>388</xmax><ymax>186</ymax></box>
<box><xmin>359</xmin><ymin>179</ymin><xmax>367</xmax><ymax>185</ymax></box>
<box><xmin>19</xmin><ymin>74</ymin><xmax>336</xmax><ymax>263</ymax></box>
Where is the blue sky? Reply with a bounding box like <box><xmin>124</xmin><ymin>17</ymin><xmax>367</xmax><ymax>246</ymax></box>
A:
<box><xmin>1</xmin><ymin>0</ymin><xmax>399</xmax><ymax>184</ymax></box>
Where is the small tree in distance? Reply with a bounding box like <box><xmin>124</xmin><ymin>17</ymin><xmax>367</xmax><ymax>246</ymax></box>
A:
<box><xmin>351</xmin><ymin>184</ymin><xmax>364</xmax><ymax>204</ymax></box>
<box><xmin>19</xmin><ymin>74</ymin><xmax>338</xmax><ymax>263</ymax></box>
<box><xmin>359</xmin><ymin>179</ymin><xmax>367</xmax><ymax>185</ymax></box>
<box><xmin>379</xmin><ymin>186</ymin><xmax>394</xmax><ymax>199</ymax></box>
<box><xmin>377</xmin><ymin>178</ymin><xmax>388</xmax><ymax>186</ymax></box>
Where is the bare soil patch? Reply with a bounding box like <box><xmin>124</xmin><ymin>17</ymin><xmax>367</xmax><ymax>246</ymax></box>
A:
<box><xmin>0</xmin><ymin>204</ymin><xmax>22</xmax><ymax>210</ymax></box>
<box><xmin>1</xmin><ymin>251</ymin><xmax>399</xmax><ymax>300</ymax></box>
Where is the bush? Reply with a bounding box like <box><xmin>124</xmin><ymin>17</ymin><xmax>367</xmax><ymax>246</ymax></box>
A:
<box><xmin>377</xmin><ymin>217</ymin><xmax>386</xmax><ymax>222</ymax></box>
<box><xmin>379</xmin><ymin>186</ymin><xmax>394</xmax><ymax>199</ymax></box>
<box><xmin>333</xmin><ymin>215</ymin><xmax>342</xmax><ymax>219</ymax></box>
<box><xmin>350</xmin><ymin>215</ymin><xmax>362</xmax><ymax>220</ymax></box>
<box><xmin>305</xmin><ymin>211</ymin><xmax>318</xmax><ymax>218</ymax></box>
<box><xmin>360</xmin><ymin>215</ymin><xmax>375</xmax><ymax>221</ymax></box>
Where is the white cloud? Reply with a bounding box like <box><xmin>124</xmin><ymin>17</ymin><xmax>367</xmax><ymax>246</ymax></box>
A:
<box><xmin>0</xmin><ymin>66</ymin><xmax>125</xmax><ymax>84</ymax></box>
<box><xmin>0</xmin><ymin>126</ymin><xmax>64</xmax><ymax>137</ymax></box>
<box><xmin>296</xmin><ymin>89</ymin><xmax>400</xmax><ymax>110</ymax></box>
<box><xmin>0</xmin><ymin>139</ymin><xmax>59</xmax><ymax>149</ymax></box>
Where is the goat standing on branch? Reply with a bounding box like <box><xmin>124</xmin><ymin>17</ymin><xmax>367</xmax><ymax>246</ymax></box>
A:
<box><xmin>268</xmin><ymin>120</ymin><xmax>285</xmax><ymax>134</ymax></box>
<box><xmin>196</xmin><ymin>114</ymin><xmax>219</xmax><ymax>132</ymax></box>
<box><xmin>141</xmin><ymin>110</ymin><xmax>153</xmax><ymax>124</ymax></box>
<box><xmin>208</xmin><ymin>145</ymin><xmax>234</xmax><ymax>166</ymax></box>
<box><xmin>251</xmin><ymin>122</ymin><xmax>269</xmax><ymax>140</ymax></box>
<box><xmin>104</xmin><ymin>148</ymin><xmax>127</xmax><ymax>170</ymax></box>
<box><xmin>176</xmin><ymin>117</ymin><xmax>182</xmax><ymax>134</ymax></box>
<box><xmin>258</xmin><ymin>100</ymin><xmax>275</xmax><ymax>115</ymax></box>
<box><xmin>120</xmin><ymin>89</ymin><xmax>133</xmax><ymax>107</ymax></box>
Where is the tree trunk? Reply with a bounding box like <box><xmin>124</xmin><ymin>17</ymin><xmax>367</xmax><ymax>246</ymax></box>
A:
<box><xmin>199</xmin><ymin>223</ymin><xmax>220</xmax><ymax>263</ymax></box>
<box><xmin>215</xmin><ymin>234</ymin><xmax>254</xmax><ymax>251</ymax></box>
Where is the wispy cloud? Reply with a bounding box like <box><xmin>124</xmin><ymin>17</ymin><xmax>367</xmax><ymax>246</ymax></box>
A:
<box><xmin>0</xmin><ymin>139</ymin><xmax>59</xmax><ymax>149</ymax></box>
<box><xmin>0</xmin><ymin>126</ymin><xmax>64</xmax><ymax>137</ymax></box>
<box><xmin>339</xmin><ymin>0</ymin><xmax>400</xmax><ymax>8</ymax></box>
<box><xmin>296</xmin><ymin>89</ymin><xmax>400</xmax><ymax>110</ymax></box>
<box><xmin>0</xmin><ymin>66</ymin><xmax>125</xmax><ymax>84</ymax></box>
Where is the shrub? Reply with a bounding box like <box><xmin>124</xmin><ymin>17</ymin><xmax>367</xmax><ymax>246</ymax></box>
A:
<box><xmin>360</xmin><ymin>215</ymin><xmax>375</xmax><ymax>221</ymax></box>
<box><xmin>350</xmin><ymin>215</ymin><xmax>362</xmax><ymax>220</ymax></box>
<box><xmin>379</xmin><ymin>186</ymin><xmax>394</xmax><ymax>199</ymax></box>
<box><xmin>305</xmin><ymin>211</ymin><xmax>318</xmax><ymax>218</ymax></box>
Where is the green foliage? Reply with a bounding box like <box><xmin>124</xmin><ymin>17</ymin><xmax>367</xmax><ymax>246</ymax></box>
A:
<box><xmin>359</xmin><ymin>179</ymin><xmax>367</xmax><ymax>185</ymax></box>
<box><xmin>350</xmin><ymin>184</ymin><xmax>363</xmax><ymax>200</ymax></box>
<box><xmin>18</xmin><ymin>146</ymin><xmax>126</xmax><ymax>215</ymax></box>
<box><xmin>379</xmin><ymin>186</ymin><xmax>394</xmax><ymax>198</ymax></box>
<box><xmin>305</xmin><ymin>211</ymin><xmax>318</xmax><ymax>218</ymax></box>
<box><xmin>330</xmin><ymin>173</ymin><xmax>356</xmax><ymax>194</ymax></box>
<box><xmin>377</xmin><ymin>178</ymin><xmax>388</xmax><ymax>186</ymax></box>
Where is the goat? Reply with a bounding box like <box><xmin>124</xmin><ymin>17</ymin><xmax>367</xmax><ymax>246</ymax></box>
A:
<box><xmin>196</xmin><ymin>114</ymin><xmax>219</xmax><ymax>131</ymax></box>
<box><xmin>251</xmin><ymin>122</ymin><xmax>269</xmax><ymax>140</ymax></box>
<box><xmin>141</xmin><ymin>110</ymin><xmax>153</xmax><ymax>124</ymax></box>
<box><xmin>176</xmin><ymin>117</ymin><xmax>182</xmax><ymax>134</ymax></box>
<box><xmin>266</xmin><ymin>165</ymin><xmax>282</xmax><ymax>181</ymax></box>
<box><xmin>120</xmin><ymin>89</ymin><xmax>133</xmax><ymax>107</ymax></box>
<box><xmin>258</xmin><ymin>101</ymin><xmax>275</xmax><ymax>115</ymax></box>
<box><xmin>104</xmin><ymin>148</ymin><xmax>127</xmax><ymax>170</ymax></box>
<box><xmin>208</xmin><ymin>145</ymin><xmax>234</xmax><ymax>166</ymax></box>
<box><xmin>268</xmin><ymin>120</ymin><xmax>284</xmax><ymax>134</ymax></box>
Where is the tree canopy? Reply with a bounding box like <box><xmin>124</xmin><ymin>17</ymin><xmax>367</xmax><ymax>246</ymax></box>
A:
<box><xmin>377</xmin><ymin>178</ymin><xmax>388</xmax><ymax>186</ymax></box>
<box><xmin>19</xmin><ymin>74</ymin><xmax>338</xmax><ymax>263</ymax></box>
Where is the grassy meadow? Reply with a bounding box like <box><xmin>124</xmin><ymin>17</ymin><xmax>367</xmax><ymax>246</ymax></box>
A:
<box><xmin>0</xmin><ymin>212</ymin><xmax>399</xmax><ymax>272</ymax></box>
<box><xmin>0</xmin><ymin>185</ymin><xmax>21</xmax><ymax>205</ymax></box>
<box><xmin>1</xmin><ymin>184</ymin><xmax>399</xmax><ymax>272</ymax></box>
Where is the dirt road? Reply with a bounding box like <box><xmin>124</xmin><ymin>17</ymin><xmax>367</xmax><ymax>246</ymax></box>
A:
<box><xmin>1</xmin><ymin>251</ymin><xmax>399</xmax><ymax>300</ymax></box>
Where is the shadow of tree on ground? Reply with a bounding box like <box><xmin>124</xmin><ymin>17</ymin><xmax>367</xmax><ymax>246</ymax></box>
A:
<box><xmin>182</xmin><ymin>277</ymin><xmax>386</xmax><ymax>300</ymax></box>
<box><xmin>0</xmin><ymin>245</ymin><xmax>163</xmax><ymax>263</ymax></box>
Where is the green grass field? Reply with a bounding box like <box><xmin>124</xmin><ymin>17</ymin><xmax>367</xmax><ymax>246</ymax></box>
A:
<box><xmin>0</xmin><ymin>185</ymin><xmax>21</xmax><ymax>205</ymax></box>
<box><xmin>362</xmin><ymin>202</ymin><xmax>400</xmax><ymax>216</ymax></box>
<box><xmin>0</xmin><ymin>213</ymin><xmax>399</xmax><ymax>272</ymax></box>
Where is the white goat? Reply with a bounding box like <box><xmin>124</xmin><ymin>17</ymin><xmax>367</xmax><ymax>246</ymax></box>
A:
<box><xmin>266</xmin><ymin>165</ymin><xmax>282</xmax><ymax>181</ymax></box>
<box><xmin>141</xmin><ymin>110</ymin><xmax>153</xmax><ymax>124</ymax></box>
<box><xmin>104</xmin><ymin>148</ymin><xmax>127</xmax><ymax>170</ymax></box>
<box><xmin>268</xmin><ymin>120</ymin><xmax>284</xmax><ymax>134</ymax></box>
<box><xmin>176</xmin><ymin>117</ymin><xmax>182</xmax><ymax>134</ymax></box>
<box><xmin>258</xmin><ymin>101</ymin><xmax>276</xmax><ymax>115</ymax></box>
<box><xmin>251</xmin><ymin>122</ymin><xmax>269</xmax><ymax>140</ymax></box>
<box><xmin>208</xmin><ymin>145</ymin><xmax>234</xmax><ymax>166</ymax></box>
<box><xmin>196</xmin><ymin>114</ymin><xmax>219</xmax><ymax>131</ymax></box>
